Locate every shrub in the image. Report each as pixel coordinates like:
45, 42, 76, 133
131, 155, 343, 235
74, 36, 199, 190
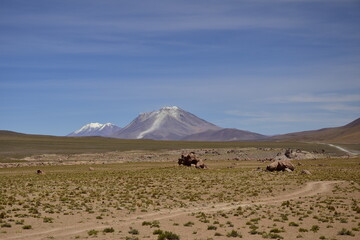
207, 225, 217, 230
1, 223, 11, 228
153, 229, 163, 235
226, 230, 242, 238
128, 228, 139, 235
311, 225, 320, 233
289, 222, 299, 227
338, 228, 354, 236
43, 217, 53, 223
125, 237, 139, 240
142, 221, 152, 226
157, 231, 180, 240
103, 227, 114, 233
184, 221, 194, 227
87, 229, 98, 236
22, 225, 32, 230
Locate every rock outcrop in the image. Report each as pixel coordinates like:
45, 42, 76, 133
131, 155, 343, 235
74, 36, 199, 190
178, 152, 207, 169
266, 159, 295, 172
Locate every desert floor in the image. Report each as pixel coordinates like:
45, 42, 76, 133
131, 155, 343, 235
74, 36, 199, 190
0, 149, 359, 240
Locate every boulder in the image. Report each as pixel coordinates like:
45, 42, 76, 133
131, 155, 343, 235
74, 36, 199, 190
285, 149, 297, 159
195, 159, 207, 169
301, 170, 311, 175
36, 169, 44, 175
178, 152, 207, 169
266, 159, 295, 172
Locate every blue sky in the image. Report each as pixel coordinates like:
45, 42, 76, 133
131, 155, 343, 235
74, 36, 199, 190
1, 0, 359, 136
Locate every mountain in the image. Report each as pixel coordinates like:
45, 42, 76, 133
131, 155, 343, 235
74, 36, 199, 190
112, 106, 221, 140
182, 128, 268, 141
67, 123, 122, 137
271, 118, 360, 144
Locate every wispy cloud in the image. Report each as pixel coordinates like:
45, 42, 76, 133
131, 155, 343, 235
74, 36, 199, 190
271, 93, 360, 103
317, 104, 360, 112
224, 111, 333, 123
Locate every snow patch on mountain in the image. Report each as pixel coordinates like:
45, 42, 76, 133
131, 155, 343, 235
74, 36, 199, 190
137, 107, 181, 138
112, 106, 221, 140
68, 122, 121, 137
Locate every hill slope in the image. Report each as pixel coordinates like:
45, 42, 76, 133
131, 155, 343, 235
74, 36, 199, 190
0, 130, 344, 162
272, 118, 360, 144
182, 128, 268, 141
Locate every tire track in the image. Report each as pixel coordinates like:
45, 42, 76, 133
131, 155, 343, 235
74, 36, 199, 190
6, 181, 342, 240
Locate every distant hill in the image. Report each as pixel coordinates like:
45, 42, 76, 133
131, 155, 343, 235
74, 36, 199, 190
182, 128, 268, 141
0, 130, 26, 136
271, 118, 360, 144
0, 130, 345, 162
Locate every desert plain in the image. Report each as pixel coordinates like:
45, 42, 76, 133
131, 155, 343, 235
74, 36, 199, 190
0, 135, 359, 240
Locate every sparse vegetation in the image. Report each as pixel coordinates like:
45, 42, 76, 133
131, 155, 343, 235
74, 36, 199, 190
157, 231, 180, 240
0, 144, 359, 239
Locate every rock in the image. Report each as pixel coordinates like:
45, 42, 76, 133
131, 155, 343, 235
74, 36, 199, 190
36, 169, 44, 175
195, 159, 207, 169
284, 168, 293, 172
301, 170, 311, 175
89, 167, 95, 171
266, 161, 279, 171
266, 159, 295, 172
285, 149, 297, 159
178, 152, 207, 169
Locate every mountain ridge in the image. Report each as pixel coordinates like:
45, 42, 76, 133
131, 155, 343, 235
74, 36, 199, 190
68, 123, 121, 137
271, 117, 360, 144
63, 107, 359, 143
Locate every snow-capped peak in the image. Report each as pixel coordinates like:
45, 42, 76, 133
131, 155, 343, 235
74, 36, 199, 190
111, 106, 220, 140
68, 122, 121, 137
74, 123, 102, 134
160, 106, 179, 111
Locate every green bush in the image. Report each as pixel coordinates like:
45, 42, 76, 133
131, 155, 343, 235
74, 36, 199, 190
184, 221, 194, 227
157, 231, 180, 240
87, 229, 98, 236
1, 223, 11, 228
226, 230, 242, 238
103, 227, 114, 233
207, 225, 217, 230
153, 229, 163, 235
338, 228, 355, 236
128, 228, 139, 235
310, 225, 320, 233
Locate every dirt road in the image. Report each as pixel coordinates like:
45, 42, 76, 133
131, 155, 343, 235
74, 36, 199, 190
327, 143, 359, 155
5, 181, 343, 240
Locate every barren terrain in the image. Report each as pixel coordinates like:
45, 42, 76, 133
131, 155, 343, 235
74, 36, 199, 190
1, 148, 359, 240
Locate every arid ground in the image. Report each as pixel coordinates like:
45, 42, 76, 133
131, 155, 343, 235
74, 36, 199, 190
0, 144, 359, 240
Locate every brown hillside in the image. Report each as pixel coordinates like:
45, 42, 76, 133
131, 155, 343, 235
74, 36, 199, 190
271, 118, 360, 144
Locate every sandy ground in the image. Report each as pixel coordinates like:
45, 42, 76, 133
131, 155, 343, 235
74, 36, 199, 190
0, 147, 329, 168
3, 180, 358, 240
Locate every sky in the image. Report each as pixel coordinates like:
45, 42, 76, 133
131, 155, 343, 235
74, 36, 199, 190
0, 0, 359, 136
